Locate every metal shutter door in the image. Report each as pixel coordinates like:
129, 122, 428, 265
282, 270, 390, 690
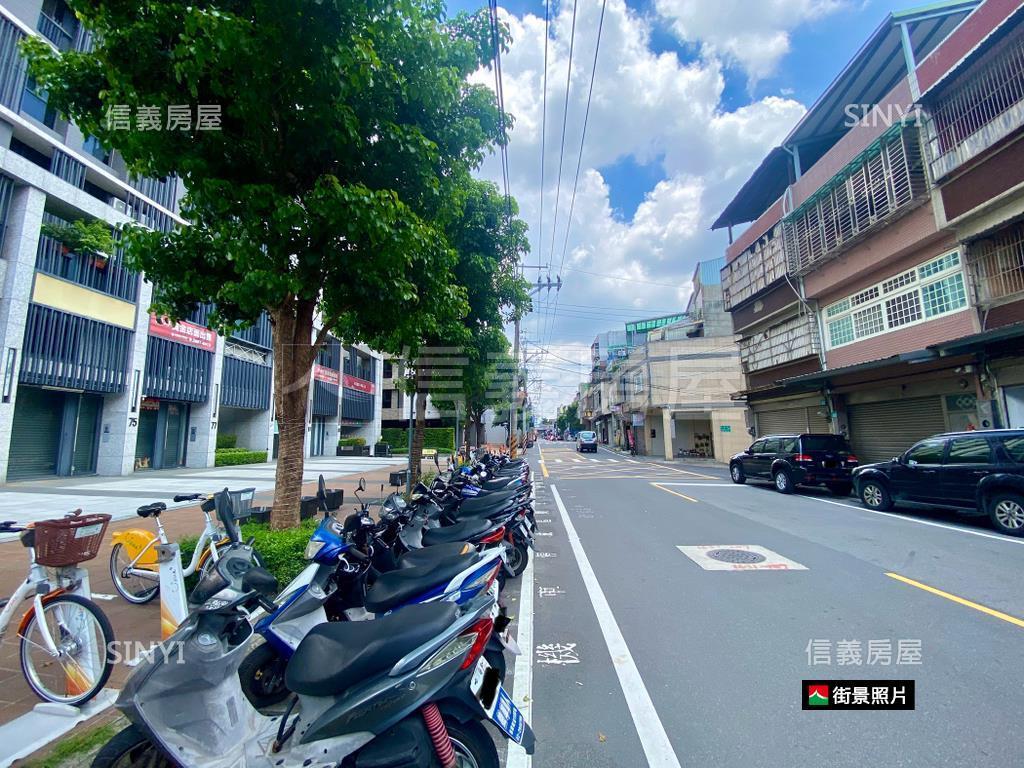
847, 397, 946, 463
806, 406, 833, 434
72, 394, 101, 475
755, 408, 808, 436
8, 388, 62, 480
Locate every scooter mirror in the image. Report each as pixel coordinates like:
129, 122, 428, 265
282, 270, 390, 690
358, 478, 366, 492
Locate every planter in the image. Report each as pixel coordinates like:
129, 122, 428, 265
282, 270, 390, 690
389, 469, 409, 488
337, 445, 370, 456
325, 489, 344, 511
375, 443, 392, 458
300, 496, 319, 520
249, 506, 272, 525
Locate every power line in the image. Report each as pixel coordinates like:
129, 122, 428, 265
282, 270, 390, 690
533, 0, 551, 357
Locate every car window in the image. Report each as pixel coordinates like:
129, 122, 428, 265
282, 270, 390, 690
762, 438, 781, 454
800, 435, 852, 452
906, 440, 945, 466
999, 436, 1024, 462
779, 437, 799, 453
579, 432, 596, 440
749, 440, 765, 453
945, 437, 992, 465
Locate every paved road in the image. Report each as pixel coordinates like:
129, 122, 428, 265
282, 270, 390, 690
514, 440, 1024, 768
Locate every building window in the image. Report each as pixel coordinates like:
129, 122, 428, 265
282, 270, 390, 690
22, 77, 56, 128
382, 389, 393, 409
824, 250, 967, 349
632, 373, 644, 394
383, 360, 393, 379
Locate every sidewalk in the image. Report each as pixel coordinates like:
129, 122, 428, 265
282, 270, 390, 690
0, 458, 417, 727
0, 456, 404, 533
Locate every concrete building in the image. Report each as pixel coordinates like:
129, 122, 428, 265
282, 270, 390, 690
0, 2, 380, 480
714, 0, 1024, 462
587, 258, 748, 462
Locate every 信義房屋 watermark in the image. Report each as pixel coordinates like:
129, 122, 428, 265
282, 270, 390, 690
107, 639, 187, 665
106, 104, 222, 131
806, 638, 922, 666
844, 103, 923, 129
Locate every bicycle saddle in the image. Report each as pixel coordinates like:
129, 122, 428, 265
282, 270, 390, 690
136, 502, 167, 518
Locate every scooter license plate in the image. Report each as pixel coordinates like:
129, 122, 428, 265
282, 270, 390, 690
470, 658, 527, 743
499, 628, 522, 656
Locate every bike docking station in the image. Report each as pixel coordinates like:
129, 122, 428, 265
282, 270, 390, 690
0, 687, 119, 768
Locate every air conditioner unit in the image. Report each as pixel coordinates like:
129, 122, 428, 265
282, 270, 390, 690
112, 199, 134, 218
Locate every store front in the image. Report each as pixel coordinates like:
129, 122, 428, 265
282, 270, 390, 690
134, 398, 190, 470
7, 386, 102, 481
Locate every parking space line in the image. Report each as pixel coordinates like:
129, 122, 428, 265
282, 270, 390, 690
506, 544, 536, 768
886, 572, 1024, 629
551, 485, 682, 768
650, 482, 697, 503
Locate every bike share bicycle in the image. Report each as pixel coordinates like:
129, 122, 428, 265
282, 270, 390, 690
0, 510, 115, 706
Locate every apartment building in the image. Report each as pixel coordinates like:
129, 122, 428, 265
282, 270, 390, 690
0, 2, 380, 480
379, 354, 444, 429
715, 0, 1024, 463
585, 259, 747, 461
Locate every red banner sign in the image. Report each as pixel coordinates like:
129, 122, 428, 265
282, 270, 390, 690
148, 315, 217, 351
343, 374, 375, 395
313, 364, 341, 386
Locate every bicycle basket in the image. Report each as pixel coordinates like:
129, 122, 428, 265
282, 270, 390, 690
33, 512, 111, 567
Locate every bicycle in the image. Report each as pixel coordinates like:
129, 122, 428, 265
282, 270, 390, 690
0, 510, 115, 707
109, 488, 262, 638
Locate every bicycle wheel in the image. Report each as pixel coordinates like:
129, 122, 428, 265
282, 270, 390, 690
20, 593, 115, 707
109, 543, 159, 604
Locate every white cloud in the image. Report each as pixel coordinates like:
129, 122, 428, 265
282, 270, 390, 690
653, 0, 849, 81
475, 1, 808, 416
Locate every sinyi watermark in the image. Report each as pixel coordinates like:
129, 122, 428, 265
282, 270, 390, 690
106, 104, 222, 132
107, 639, 187, 665
843, 103, 923, 129
806, 638, 923, 666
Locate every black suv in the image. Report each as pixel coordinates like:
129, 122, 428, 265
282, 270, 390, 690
852, 429, 1024, 537
730, 433, 858, 496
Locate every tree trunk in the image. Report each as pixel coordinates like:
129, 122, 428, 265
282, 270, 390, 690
410, 365, 428, 485
269, 300, 317, 530
474, 411, 484, 447
463, 409, 474, 455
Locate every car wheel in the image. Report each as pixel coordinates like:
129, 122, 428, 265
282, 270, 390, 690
988, 492, 1024, 537
730, 463, 746, 484
773, 469, 793, 494
859, 479, 892, 511
827, 482, 853, 497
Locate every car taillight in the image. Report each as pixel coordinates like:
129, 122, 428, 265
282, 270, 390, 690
794, 454, 814, 463
460, 617, 495, 670
846, 455, 859, 464
480, 525, 505, 544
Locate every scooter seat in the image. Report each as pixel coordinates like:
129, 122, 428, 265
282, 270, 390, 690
421, 518, 491, 546
364, 554, 475, 614
285, 603, 458, 696
459, 488, 521, 511
481, 477, 517, 491
399, 542, 472, 569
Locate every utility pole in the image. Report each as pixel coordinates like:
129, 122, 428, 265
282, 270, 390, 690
510, 315, 520, 457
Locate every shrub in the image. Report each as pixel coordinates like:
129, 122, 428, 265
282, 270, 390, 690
215, 449, 267, 466
338, 437, 366, 447
216, 433, 238, 449
379, 427, 454, 453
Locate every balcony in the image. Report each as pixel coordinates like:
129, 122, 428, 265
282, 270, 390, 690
739, 312, 820, 374
35, 213, 139, 302
924, 27, 1024, 181
721, 223, 785, 310
782, 125, 928, 276
969, 221, 1024, 305
37, 11, 74, 51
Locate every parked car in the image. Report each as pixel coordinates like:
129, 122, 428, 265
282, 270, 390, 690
852, 429, 1024, 536
576, 431, 598, 453
730, 434, 859, 495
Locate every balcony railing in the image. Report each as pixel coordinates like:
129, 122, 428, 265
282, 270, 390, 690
739, 312, 820, 374
721, 223, 785, 309
969, 221, 1024, 305
782, 125, 927, 276
37, 11, 73, 51
0, 16, 27, 110
36, 213, 139, 302
924, 27, 1024, 181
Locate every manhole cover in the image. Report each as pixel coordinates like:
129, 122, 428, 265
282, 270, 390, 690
705, 548, 767, 564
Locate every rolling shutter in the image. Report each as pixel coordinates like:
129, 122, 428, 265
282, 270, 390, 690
71, 394, 101, 475
847, 397, 947, 463
8, 388, 62, 480
755, 408, 809, 436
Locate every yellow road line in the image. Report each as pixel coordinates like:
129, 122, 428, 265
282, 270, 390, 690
537, 446, 549, 478
650, 482, 697, 503
886, 572, 1024, 630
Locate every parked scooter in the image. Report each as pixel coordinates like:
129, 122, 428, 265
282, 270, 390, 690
92, 554, 535, 768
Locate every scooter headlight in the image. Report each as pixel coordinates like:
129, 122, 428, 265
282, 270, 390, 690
304, 540, 326, 560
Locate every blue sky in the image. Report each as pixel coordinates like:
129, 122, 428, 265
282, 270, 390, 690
442, 0, 951, 413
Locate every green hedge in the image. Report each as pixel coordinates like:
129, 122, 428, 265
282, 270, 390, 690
338, 437, 366, 447
179, 517, 319, 589
215, 448, 267, 466
380, 427, 454, 453
216, 434, 238, 449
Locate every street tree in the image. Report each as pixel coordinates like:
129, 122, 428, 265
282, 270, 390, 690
25, 1, 503, 527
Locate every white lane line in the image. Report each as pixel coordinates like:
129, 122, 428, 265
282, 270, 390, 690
656, 483, 739, 487
551, 485, 682, 768
807, 494, 1024, 546
605, 458, 619, 463
553, 459, 563, 463
506, 546, 535, 768
588, 457, 600, 463
626, 459, 640, 464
